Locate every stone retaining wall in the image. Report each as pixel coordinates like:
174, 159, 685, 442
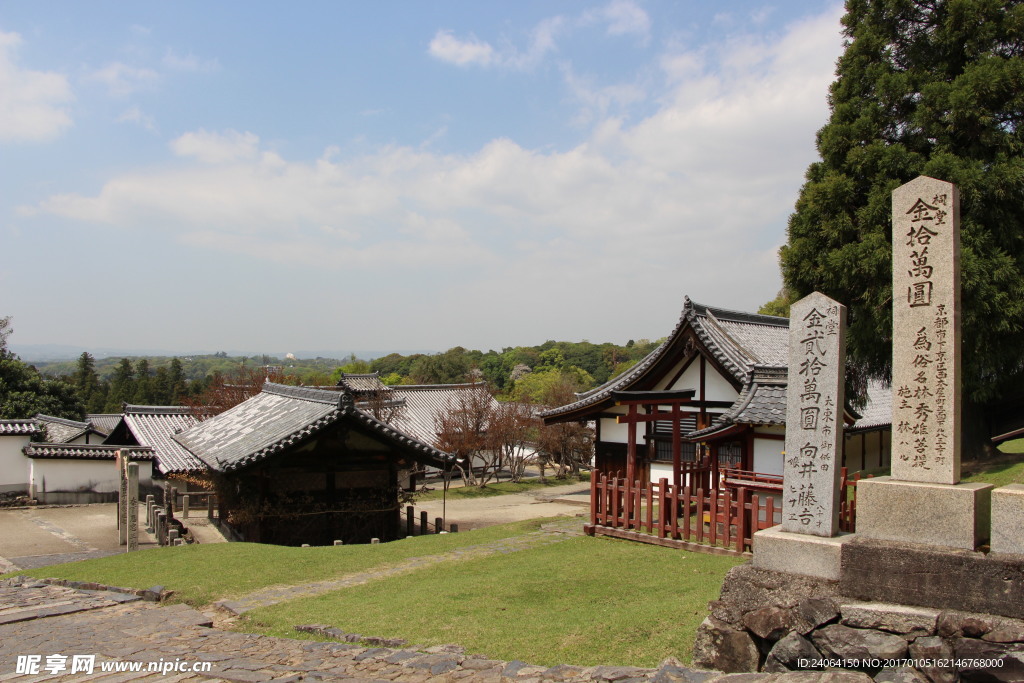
694, 564, 1024, 682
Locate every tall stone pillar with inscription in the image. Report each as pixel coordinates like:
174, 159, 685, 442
117, 451, 128, 546
753, 292, 854, 579
782, 293, 846, 537
856, 176, 992, 550
126, 461, 139, 552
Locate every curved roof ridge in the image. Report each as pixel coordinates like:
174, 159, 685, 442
262, 382, 344, 405
394, 382, 488, 391
703, 309, 759, 367
34, 414, 90, 429
123, 404, 194, 415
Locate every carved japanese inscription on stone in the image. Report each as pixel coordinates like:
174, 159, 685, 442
892, 176, 961, 484
784, 292, 846, 537
127, 462, 139, 552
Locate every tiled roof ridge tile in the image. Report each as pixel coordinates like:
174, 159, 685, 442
25, 443, 155, 459
0, 420, 42, 435
393, 382, 488, 391
33, 414, 91, 429
123, 404, 194, 415
261, 382, 346, 405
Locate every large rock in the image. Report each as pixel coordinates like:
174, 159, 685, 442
710, 565, 841, 628
742, 606, 795, 641
953, 638, 1024, 682
765, 632, 821, 670
839, 602, 939, 637
793, 598, 839, 635
692, 616, 760, 673
872, 668, 928, 682
811, 624, 908, 661
907, 636, 955, 683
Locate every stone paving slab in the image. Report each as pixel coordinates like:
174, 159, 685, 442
0, 577, 869, 681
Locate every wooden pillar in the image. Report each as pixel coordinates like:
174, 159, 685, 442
671, 404, 681, 492
625, 404, 637, 526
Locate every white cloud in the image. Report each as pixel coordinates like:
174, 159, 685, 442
428, 30, 495, 67
429, 17, 563, 71
162, 48, 220, 72
29, 5, 846, 335
585, 0, 651, 41
170, 129, 260, 164
117, 105, 157, 132
0, 30, 73, 143
85, 61, 159, 96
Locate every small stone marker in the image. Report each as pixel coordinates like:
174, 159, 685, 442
333, 540, 343, 546
371, 538, 380, 544
783, 292, 846, 537
182, 494, 190, 519
891, 176, 961, 484
126, 462, 139, 552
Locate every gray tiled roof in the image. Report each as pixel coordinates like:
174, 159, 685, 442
849, 380, 892, 432
34, 414, 93, 443
337, 373, 390, 394
0, 420, 40, 436
174, 382, 453, 473
541, 297, 789, 420
24, 444, 155, 460
389, 383, 499, 448
86, 414, 122, 436
121, 405, 204, 474
686, 368, 788, 438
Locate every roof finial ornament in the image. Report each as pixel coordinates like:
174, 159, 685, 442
338, 389, 355, 411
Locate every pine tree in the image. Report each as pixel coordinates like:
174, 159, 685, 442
105, 358, 136, 411
779, 0, 1024, 453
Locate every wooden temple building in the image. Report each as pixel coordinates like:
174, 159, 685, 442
541, 297, 891, 552
173, 383, 456, 545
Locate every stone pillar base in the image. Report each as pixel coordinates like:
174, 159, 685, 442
856, 476, 992, 550
752, 526, 855, 581
991, 484, 1024, 555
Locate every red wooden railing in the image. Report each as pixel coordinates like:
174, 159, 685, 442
587, 468, 864, 555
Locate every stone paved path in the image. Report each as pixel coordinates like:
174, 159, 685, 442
0, 578, 871, 682
216, 520, 584, 616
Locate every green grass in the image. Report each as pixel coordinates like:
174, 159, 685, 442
2, 518, 554, 607
416, 474, 589, 501
998, 438, 1024, 455
962, 456, 1024, 488
239, 535, 742, 668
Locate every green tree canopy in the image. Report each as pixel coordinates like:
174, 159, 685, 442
779, 0, 1024, 443
0, 317, 84, 420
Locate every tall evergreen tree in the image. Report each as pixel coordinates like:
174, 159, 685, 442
779, 0, 1024, 454
105, 358, 136, 411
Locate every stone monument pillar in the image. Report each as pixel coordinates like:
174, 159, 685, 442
856, 176, 992, 550
126, 462, 139, 552
753, 292, 854, 579
117, 451, 128, 546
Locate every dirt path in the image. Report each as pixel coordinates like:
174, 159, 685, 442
412, 481, 590, 530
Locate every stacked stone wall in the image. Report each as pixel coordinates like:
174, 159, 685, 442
694, 564, 1024, 682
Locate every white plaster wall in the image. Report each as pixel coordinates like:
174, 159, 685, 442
752, 436, 785, 476
30, 459, 153, 494
653, 358, 688, 391
704, 368, 738, 403
600, 413, 631, 444
0, 436, 31, 491
650, 461, 674, 484
666, 361, 700, 392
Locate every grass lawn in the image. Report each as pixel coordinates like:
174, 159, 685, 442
962, 456, 1024, 488
2, 518, 556, 607
416, 474, 590, 501
238, 535, 743, 668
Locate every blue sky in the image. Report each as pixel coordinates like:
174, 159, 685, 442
2, 1, 846, 357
